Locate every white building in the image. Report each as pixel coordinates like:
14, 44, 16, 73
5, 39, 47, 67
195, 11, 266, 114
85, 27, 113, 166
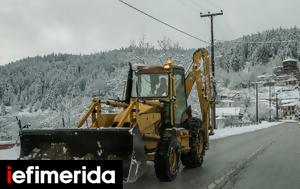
216, 107, 243, 128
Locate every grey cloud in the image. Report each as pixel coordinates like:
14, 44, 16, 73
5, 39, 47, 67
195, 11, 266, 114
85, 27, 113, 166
0, 0, 299, 65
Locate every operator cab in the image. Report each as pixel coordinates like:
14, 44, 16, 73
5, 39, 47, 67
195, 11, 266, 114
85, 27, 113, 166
132, 59, 188, 127
131, 72, 169, 98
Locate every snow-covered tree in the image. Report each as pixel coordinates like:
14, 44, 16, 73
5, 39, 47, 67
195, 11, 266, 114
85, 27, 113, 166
0, 28, 299, 130
1, 102, 6, 115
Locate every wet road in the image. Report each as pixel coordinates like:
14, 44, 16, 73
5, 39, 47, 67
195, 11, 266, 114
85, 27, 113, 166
223, 122, 300, 189
124, 123, 298, 189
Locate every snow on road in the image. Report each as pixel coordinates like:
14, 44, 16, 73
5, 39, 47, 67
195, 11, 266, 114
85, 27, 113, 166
0, 121, 284, 160
0, 146, 20, 160
211, 121, 282, 140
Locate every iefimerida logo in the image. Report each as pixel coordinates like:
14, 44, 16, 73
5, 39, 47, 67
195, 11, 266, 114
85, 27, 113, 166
6, 166, 115, 184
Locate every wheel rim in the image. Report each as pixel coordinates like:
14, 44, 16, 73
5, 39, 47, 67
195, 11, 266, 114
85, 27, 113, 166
169, 147, 177, 172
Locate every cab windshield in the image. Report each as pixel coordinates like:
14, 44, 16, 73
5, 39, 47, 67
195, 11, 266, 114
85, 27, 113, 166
132, 73, 169, 98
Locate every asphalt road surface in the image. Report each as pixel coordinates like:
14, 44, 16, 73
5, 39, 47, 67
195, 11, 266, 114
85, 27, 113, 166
223, 122, 300, 189
124, 122, 300, 189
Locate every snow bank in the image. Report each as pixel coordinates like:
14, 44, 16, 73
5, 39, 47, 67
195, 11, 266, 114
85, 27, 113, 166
279, 119, 297, 123
0, 122, 283, 160
0, 140, 15, 145
211, 121, 282, 140
0, 146, 20, 160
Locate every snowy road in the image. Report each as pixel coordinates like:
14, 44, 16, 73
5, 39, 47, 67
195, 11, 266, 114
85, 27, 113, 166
124, 122, 291, 189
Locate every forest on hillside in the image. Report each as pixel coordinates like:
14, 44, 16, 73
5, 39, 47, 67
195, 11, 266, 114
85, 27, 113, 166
216, 27, 300, 71
0, 27, 299, 114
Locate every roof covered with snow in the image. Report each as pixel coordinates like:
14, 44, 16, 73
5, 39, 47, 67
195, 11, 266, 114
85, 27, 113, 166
286, 77, 298, 81
216, 107, 242, 117
219, 99, 234, 103
281, 101, 298, 107
281, 99, 298, 104
283, 58, 298, 63
277, 90, 299, 100
257, 74, 272, 79
250, 99, 269, 103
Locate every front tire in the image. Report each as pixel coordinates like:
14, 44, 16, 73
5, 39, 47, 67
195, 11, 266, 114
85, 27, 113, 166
154, 137, 180, 181
181, 117, 205, 168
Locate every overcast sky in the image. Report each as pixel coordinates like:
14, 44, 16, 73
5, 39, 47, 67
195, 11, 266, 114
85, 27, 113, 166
0, 0, 299, 65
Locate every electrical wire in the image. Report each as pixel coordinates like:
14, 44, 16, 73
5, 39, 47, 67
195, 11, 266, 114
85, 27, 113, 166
217, 39, 300, 44
118, 0, 210, 44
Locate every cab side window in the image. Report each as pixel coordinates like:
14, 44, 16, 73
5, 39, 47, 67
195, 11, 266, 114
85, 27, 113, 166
174, 73, 187, 124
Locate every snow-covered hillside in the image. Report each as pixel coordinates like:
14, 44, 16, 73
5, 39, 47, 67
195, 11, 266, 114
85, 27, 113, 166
0, 28, 300, 140
215, 27, 300, 71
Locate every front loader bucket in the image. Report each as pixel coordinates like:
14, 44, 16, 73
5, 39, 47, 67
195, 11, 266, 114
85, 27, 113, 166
19, 126, 147, 182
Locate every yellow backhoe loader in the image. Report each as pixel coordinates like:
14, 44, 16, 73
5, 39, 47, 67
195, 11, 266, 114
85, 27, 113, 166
19, 48, 214, 182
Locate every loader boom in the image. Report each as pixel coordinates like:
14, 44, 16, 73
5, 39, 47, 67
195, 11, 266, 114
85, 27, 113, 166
185, 48, 214, 145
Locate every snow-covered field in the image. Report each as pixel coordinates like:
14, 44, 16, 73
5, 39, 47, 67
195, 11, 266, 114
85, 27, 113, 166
0, 121, 283, 160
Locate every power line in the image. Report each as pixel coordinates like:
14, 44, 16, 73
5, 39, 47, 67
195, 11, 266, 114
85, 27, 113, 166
217, 39, 300, 44
118, 0, 210, 44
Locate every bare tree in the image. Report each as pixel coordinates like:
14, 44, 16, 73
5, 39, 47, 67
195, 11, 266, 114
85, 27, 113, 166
157, 36, 172, 54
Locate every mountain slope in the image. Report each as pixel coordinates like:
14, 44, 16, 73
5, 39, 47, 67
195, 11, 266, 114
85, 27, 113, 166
0, 46, 193, 112
215, 27, 300, 71
0, 27, 299, 113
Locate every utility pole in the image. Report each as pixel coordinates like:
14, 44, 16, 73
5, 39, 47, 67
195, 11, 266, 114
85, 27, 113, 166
256, 82, 259, 124
200, 10, 223, 130
276, 93, 279, 121
269, 82, 272, 122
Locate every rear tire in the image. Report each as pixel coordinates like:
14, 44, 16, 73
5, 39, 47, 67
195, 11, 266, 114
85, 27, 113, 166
154, 137, 180, 181
181, 117, 205, 168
